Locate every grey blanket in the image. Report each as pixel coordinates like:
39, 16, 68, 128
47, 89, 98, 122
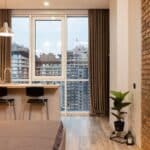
0, 121, 65, 150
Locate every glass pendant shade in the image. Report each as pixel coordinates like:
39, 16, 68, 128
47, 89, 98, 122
0, 22, 14, 37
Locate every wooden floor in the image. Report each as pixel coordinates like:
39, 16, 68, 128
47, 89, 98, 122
61, 116, 140, 150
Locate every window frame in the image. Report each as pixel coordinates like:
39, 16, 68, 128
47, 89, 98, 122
31, 16, 66, 81
11, 10, 89, 114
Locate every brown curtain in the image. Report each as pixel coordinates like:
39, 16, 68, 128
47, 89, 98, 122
0, 9, 11, 82
89, 9, 109, 116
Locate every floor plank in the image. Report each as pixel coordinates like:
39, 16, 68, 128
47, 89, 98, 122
61, 116, 140, 150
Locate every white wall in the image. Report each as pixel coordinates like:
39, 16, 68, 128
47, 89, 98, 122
109, 0, 141, 147
128, 0, 141, 147
109, 0, 129, 130
109, 0, 118, 129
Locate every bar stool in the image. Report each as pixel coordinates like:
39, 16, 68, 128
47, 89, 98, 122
0, 87, 16, 120
26, 87, 49, 120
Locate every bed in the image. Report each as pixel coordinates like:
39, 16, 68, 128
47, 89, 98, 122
0, 120, 65, 150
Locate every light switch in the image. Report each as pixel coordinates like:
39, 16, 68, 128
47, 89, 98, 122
133, 83, 136, 89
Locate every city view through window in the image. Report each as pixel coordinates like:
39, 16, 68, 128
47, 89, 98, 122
11, 16, 89, 111
35, 20, 62, 77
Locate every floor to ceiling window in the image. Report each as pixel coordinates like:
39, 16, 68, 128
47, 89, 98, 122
67, 17, 89, 111
11, 17, 29, 83
11, 14, 89, 112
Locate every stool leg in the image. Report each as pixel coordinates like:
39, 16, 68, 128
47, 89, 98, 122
45, 101, 49, 120
22, 99, 27, 120
8, 102, 11, 119
29, 104, 32, 120
12, 101, 16, 120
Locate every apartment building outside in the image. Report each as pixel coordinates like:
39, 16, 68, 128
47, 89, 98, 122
11, 41, 89, 111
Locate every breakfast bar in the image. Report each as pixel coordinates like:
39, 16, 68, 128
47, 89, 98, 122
0, 84, 60, 121
0, 84, 66, 150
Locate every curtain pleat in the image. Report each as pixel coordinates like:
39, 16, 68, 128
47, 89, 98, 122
89, 9, 109, 116
0, 9, 11, 82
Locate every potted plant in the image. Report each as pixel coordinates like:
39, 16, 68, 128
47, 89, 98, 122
110, 91, 131, 132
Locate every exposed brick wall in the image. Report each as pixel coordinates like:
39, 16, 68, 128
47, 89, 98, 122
142, 0, 150, 149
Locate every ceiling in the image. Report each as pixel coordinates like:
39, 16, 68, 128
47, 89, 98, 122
0, 0, 109, 9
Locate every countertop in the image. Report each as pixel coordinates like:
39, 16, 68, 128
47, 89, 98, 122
0, 83, 60, 89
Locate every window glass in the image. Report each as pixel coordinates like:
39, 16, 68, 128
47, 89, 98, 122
67, 17, 88, 79
67, 81, 89, 111
11, 17, 29, 83
35, 20, 62, 76
67, 17, 89, 111
11, 16, 89, 112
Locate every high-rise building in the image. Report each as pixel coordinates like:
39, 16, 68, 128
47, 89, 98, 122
11, 42, 89, 111
67, 43, 89, 111
11, 43, 29, 83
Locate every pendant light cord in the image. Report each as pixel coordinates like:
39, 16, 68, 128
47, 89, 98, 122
5, 0, 7, 10
5, 0, 7, 22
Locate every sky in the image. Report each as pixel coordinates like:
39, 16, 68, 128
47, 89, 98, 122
12, 17, 88, 56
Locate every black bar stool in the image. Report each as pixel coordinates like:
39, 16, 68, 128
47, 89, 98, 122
0, 87, 16, 120
26, 87, 49, 120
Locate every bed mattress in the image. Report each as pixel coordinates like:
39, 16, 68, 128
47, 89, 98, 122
0, 120, 65, 150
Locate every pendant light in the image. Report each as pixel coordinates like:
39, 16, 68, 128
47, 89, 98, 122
0, 0, 14, 37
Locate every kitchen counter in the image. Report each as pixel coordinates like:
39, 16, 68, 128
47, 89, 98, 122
0, 83, 60, 88
0, 84, 60, 121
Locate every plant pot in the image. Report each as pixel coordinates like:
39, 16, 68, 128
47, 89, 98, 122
114, 121, 125, 132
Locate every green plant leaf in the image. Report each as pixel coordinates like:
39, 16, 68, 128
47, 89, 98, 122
120, 102, 131, 109
112, 107, 118, 110
112, 102, 131, 111
121, 91, 129, 101
110, 96, 116, 101
110, 91, 130, 102
110, 90, 131, 115
112, 112, 121, 120
120, 112, 127, 114
111, 91, 122, 98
